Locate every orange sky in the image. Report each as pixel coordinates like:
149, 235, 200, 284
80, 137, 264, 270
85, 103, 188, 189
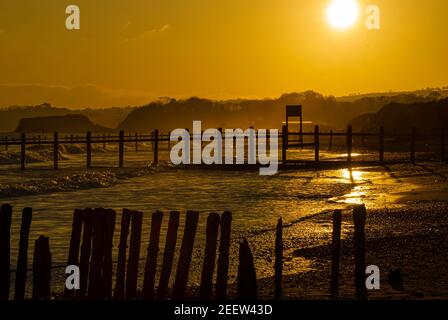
0, 0, 446, 107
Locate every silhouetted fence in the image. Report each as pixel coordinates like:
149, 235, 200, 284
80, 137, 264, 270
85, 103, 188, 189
0, 202, 374, 300
0, 126, 446, 170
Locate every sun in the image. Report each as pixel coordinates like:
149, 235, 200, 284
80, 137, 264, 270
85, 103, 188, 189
326, 0, 360, 30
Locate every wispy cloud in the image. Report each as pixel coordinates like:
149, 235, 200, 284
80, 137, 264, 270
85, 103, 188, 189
122, 24, 171, 43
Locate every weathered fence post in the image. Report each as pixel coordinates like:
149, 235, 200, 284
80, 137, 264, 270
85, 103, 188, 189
173, 211, 199, 300
353, 204, 367, 300
114, 209, 132, 299
103, 209, 116, 298
0, 204, 12, 300
103, 133, 106, 149
157, 211, 180, 299
32, 236, 52, 300
411, 127, 416, 163
14, 207, 32, 300
119, 130, 124, 168
237, 238, 257, 300
88, 209, 106, 298
86, 208, 116, 299
79, 208, 94, 296
126, 210, 143, 299
153, 129, 159, 166
21, 133, 26, 170
65, 209, 84, 296
379, 126, 385, 163
328, 130, 333, 151
216, 211, 232, 300
86, 131, 92, 168
53, 132, 58, 169
274, 218, 283, 299
282, 125, 287, 165
142, 211, 164, 299
199, 213, 221, 300
330, 210, 342, 299
347, 126, 353, 164
4, 136, 8, 151
314, 125, 320, 162
135, 132, 138, 152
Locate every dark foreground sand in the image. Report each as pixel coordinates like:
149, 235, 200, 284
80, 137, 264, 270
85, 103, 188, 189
227, 201, 448, 300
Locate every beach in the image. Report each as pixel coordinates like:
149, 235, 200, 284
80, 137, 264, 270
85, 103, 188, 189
1, 143, 447, 299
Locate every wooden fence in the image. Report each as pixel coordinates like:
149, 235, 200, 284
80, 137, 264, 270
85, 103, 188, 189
0, 126, 446, 170
0, 202, 372, 300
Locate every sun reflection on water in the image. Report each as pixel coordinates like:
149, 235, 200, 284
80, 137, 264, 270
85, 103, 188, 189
331, 168, 367, 204
342, 168, 363, 181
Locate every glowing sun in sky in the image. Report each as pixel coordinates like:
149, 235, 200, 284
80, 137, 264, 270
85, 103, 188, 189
326, 0, 360, 29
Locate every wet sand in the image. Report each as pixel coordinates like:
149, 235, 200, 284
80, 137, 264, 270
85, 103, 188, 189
221, 161, 448, 299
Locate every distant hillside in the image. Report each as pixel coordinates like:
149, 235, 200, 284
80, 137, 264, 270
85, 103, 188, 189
0, 103, 134, 132
349, 99, 448, 133
14, 114, 114, 133
118, 92, 437, 131
1, 90, 444, 133
337, 87, 448, 102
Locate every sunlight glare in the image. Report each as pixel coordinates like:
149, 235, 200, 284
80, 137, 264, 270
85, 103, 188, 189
326, 0, 360, 30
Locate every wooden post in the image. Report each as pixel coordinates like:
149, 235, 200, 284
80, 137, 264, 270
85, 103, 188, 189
237, 238, 257, 300
216, 211, 232, 300
119, 130, 124, 168
347, 126, 353, 164
126, 211, 143, 299
4, 136, 7, 151
411, 127, 416, 163
314, 125, 319, 162
103, 209, 116, 298
441, 128, 445, 162
379, 127, 385, 163
142, 211, 164, 299
53, 132, 58, 169
328, 130, 333, 151
282, 125, 287, 165
353, 204, 367, 300
32, 236, 52, 300
199, 213, 221, 300
274, 218, 283, 299
103, 133, 106, 149
173, 211, 199, 300
330, 210, 342, 299
114, 209, 132, 299
15, 207, 32, 300
88, 209, 106, 298
86, 131, 92, 168
21, 133, 26, 170
157, 211, 180, 299
65, 209, 84, 296
153, 129, 159, 166
85, 208, 116, 299
0, 204, 12, 300
135, 132, 138, 152
79, 208, 93, 296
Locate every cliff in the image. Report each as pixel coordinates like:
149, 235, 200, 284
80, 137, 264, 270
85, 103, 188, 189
14, 114, 114, 133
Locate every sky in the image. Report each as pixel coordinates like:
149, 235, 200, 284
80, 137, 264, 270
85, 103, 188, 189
0, 0, 447, 108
